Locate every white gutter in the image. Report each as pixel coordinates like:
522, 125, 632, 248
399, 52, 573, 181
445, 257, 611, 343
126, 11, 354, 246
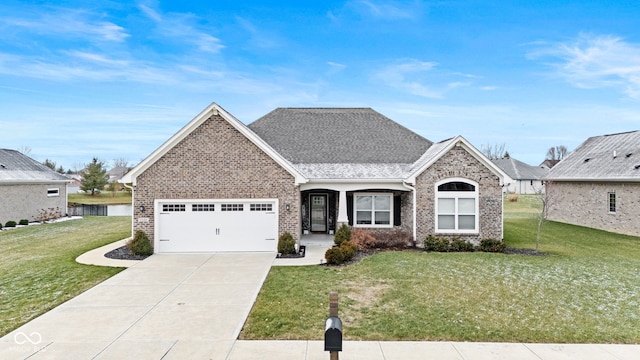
402, 181, 417, 244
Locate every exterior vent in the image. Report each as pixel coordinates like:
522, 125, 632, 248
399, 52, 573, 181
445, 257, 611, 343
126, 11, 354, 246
613, 150, 617, 158
635, 164, 640, 170
0, 164, 5, 169
627, 153, 633, 158
583, 158, 590, 163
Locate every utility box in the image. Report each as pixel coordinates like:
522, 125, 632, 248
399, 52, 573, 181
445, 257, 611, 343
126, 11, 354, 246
324, 316, 342, 352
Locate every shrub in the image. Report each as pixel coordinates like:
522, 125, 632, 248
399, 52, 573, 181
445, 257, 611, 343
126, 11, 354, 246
340, 241, 357, 261
19, 219, 29, 226
424, 236, 449, 252
370, 229, 413, 249
507, 193, 519, 202
450, 238, 475, 252
0, 222, 3, 230
479, 238, 506, 253
350, 228, 377, 250
334, 223, 351, 246
325, 247, 345, 265
5, 221, 17, 228
127, 230, 153, 256
278, 232, 296, 255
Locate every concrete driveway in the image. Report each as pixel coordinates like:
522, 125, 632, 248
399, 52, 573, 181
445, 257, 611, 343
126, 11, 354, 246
0, 253, 275, 359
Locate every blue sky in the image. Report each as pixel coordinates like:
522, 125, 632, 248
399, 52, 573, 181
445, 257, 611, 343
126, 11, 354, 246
2, 1, 640, 170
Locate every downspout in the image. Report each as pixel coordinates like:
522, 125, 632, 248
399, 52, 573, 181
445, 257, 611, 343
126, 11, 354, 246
402, 181, 417, 244
121, 182, 135, 238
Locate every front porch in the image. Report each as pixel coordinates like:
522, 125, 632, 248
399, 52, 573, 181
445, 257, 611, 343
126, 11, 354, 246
273, 234, 334, 266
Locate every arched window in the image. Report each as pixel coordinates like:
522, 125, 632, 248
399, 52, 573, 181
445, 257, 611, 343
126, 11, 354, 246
435, 178, 478, 233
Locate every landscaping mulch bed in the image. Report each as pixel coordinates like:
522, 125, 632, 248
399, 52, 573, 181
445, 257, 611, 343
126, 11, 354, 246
104, 245, 150, 260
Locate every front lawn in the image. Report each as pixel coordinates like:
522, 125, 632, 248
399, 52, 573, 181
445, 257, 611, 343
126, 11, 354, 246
241, 203, 640, 343
0, 217, 130, 336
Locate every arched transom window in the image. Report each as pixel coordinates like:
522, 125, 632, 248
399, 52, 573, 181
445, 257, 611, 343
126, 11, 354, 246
435, 179, 479, 233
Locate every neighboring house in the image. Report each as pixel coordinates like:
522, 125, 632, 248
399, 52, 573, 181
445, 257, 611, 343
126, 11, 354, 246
0, 149, 71, 223
121, 103, 506, 253
539, 159, 560, 169
107, 166, 129, 183
545, 130, 640, 237
492, 156, 548, 194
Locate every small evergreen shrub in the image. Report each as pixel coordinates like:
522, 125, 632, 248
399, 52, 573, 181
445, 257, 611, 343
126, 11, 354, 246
424, 236, 449, 252
340, 240, 357, 261
19, 219, 29, 226
334, 223, 351, 246
5, 221, 17, 228
450, 238, 475, 252
350, 228, 377, 250
127, 230, 153, 256
0, 222, 3, 230
325, 247, 345, 265
278, 232, 296, 255
479, 238, 506, 253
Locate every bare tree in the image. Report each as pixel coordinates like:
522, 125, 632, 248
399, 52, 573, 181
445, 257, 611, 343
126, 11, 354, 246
532, 181, 561, 253
112, 158, 129, 168
17, 145, 32, 155
546, 145, 568, 161
481, 143, 507, 160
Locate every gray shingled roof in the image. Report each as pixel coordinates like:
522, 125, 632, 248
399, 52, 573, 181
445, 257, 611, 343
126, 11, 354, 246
546, 130, 640, 181
492, 156, 548, 180
248, 108, 433, 164
0, 149, 70, 182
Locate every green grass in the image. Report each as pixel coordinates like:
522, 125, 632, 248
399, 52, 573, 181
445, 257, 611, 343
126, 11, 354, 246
241, 197, 640, 343
0, 217, 130, 336
69, 192, 132, 205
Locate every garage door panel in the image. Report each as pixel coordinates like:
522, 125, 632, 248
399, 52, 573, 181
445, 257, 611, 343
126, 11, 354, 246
156, 200, 278, 253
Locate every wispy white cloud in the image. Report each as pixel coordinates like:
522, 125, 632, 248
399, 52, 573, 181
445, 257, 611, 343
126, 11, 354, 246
528, 33, 640, 99
372, 59, 475, 99
348, 0, 421, 20
138, 4, 224, 53
327, 61, 347, 74
0, 7, 129, 42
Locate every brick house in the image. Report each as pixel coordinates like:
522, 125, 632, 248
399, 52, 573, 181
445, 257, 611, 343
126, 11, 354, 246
0, 149, 71, 223
121, 103, 506, 252
545, 130, 640, 237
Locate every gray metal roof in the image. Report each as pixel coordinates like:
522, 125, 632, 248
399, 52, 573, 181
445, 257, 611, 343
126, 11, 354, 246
545, 130, 640, 181
0, 149, 70, 183
492, 156, 548, 180
248, 108, 433, 164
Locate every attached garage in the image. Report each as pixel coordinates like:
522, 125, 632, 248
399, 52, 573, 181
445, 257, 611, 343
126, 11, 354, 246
155, 199, 278, 253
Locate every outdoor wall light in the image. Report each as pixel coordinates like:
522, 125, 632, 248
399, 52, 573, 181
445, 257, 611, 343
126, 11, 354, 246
285, 204, 290, 211
139, 205, 145, 212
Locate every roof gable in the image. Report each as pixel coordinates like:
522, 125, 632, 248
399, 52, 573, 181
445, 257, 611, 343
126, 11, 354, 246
0, 149, 70, 183
405, 136, 507, 184
121, 103, 307, 185
546, 130, 640, 181
248, 108, 432, 164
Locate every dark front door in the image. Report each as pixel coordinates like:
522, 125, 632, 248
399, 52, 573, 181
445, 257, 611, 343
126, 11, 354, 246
310, 194, 327, 232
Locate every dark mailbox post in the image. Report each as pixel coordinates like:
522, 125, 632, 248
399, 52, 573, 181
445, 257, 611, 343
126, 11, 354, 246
324, 316, 343, 352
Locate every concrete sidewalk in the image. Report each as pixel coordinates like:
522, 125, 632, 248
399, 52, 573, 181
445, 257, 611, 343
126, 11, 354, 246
228, 340, 640, 359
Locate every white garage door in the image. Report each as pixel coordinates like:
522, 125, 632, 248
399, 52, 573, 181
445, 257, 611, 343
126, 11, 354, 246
156, 199, 278, 252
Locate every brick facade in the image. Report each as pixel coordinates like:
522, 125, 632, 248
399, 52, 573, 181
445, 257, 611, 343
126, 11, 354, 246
414, 146, 503, 245
547, 181, 640, 237
133, 115, 300, 246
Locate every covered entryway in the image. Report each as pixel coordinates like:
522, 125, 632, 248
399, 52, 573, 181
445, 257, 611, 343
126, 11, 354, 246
155, 199, 278, 253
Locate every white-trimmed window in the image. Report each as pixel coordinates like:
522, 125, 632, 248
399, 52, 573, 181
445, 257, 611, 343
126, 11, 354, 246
47, 188, 60, 197
435, 179, 478, 233
608, 192, 616, 213
354, 193, 393, 227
